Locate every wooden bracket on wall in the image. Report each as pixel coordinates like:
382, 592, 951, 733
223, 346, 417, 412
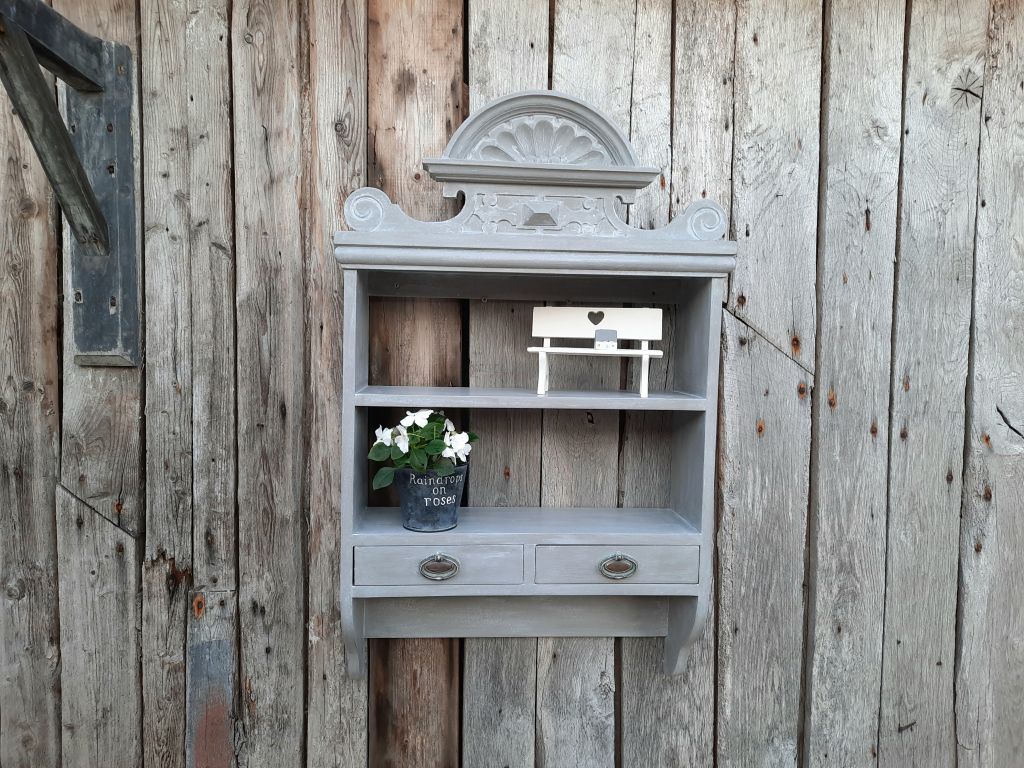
0, 0, 138, 366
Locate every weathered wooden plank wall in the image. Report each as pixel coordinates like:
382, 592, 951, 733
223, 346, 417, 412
2, 1, 1022, 767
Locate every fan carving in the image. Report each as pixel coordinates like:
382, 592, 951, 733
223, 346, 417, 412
468, 115, 613, 165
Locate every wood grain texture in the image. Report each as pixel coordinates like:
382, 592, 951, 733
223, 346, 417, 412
716, 1, 820, 764
717, 311, 813, 767
306, 0, 369, 765
187, 0, 235, 597
619, 3, 736, 764
956, 3, 1024, 763
729, 0, 821, 368
539, 5, 637, 764
185, 5, 237, 766
231, 1, 307, 765
0, 49, 61, 768
56, 485, 141, 768
366, 1, 464, 765
879, 0, 988, 765
803, 1, 904, 765
53, 0, 143, 537
141, 0, 205, 762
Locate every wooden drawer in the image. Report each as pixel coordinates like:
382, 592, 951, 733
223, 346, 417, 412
354, 545, 523, 586
535, 545, 699, 584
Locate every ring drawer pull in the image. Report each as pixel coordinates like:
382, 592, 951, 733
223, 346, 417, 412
599, 553, 638, 580
419, 553, 461, 581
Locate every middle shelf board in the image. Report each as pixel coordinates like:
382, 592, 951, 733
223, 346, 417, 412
352, 506, 701, 546
353, 385, 707, 411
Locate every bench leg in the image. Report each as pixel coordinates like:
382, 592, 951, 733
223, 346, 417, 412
537, 351, 548, 395
639, 353, 650, 398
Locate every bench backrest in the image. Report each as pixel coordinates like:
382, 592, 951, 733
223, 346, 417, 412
531, 306, 663, 341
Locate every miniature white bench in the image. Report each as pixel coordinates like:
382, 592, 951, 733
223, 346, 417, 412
527, 307, 664, 397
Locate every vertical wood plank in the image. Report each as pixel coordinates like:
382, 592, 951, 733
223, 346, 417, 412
626, 0, 671, 232
306, 0, 369, 765
879, 0, 988, 765
188, 0, 237, 609
0, 46, 61, 768
232, 1, 307, 765
141, 0, 196, 763
56, 485, 141, 768
620, 2, 728, 763
462, 1, 547, 764
728, 0, 820, 367
803, 1, 905, 765
49, 3, 144, 767
366, 1, 463, 765
538, 5, 638, 764
956, 3, 1024, 763
718, 1, 820, 764
717, 312, 813, 767
140, 1, 238, 766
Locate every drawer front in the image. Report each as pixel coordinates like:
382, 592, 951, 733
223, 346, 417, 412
354, 545, 523, 586
535, 545, 699, 584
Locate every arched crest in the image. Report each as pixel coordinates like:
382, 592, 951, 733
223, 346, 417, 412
338, 90, 733, 246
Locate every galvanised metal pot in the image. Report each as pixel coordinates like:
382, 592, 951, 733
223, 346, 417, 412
395, 464, 467, 532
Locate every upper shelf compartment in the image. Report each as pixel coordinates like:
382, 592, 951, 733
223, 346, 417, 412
333, 90, 737, 279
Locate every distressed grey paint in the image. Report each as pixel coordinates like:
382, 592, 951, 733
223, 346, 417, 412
335, 91, 734, 677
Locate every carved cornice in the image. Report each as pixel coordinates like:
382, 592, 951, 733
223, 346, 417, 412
336, 90, 736, 264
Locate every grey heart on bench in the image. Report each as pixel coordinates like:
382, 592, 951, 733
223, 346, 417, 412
587, 311, 605, 325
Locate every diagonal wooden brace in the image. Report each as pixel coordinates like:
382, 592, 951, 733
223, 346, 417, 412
0, 13, 108, 250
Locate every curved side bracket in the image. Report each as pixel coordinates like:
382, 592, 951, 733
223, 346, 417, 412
664, 595, 711, 675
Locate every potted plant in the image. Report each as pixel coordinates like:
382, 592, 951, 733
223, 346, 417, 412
368, 409, 478, 532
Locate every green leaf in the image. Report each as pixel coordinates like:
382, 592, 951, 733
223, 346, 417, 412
467, 431, 479, 442
368, 442, 390, 462
410, 447, 427, 472
434, 461, 456, 477
371, 466, 395, 490
425, 439, 447, 455
390, 443, 405, 461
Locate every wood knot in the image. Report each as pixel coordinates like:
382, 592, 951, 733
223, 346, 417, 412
5, 578, 26, 601
755, 418, 765, 437
827, 388, 837, 409
790, 335, 801, 355
192, 593, 206, 619
951, 70, 982, 108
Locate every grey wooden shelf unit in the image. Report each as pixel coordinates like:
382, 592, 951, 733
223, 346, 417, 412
333, 91, 736, 678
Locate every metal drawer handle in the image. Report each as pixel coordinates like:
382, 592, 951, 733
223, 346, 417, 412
419, 553, 460, 581
599, 553, 638, 580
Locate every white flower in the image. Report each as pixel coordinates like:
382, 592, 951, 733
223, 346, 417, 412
442, 430, 472, 462
393, 425, 410, 454
400, 409, 433, 428
374, 425, 393, 446
444, 418, 456, 434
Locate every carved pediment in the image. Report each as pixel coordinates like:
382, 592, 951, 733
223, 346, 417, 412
337, 90, 733, 248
